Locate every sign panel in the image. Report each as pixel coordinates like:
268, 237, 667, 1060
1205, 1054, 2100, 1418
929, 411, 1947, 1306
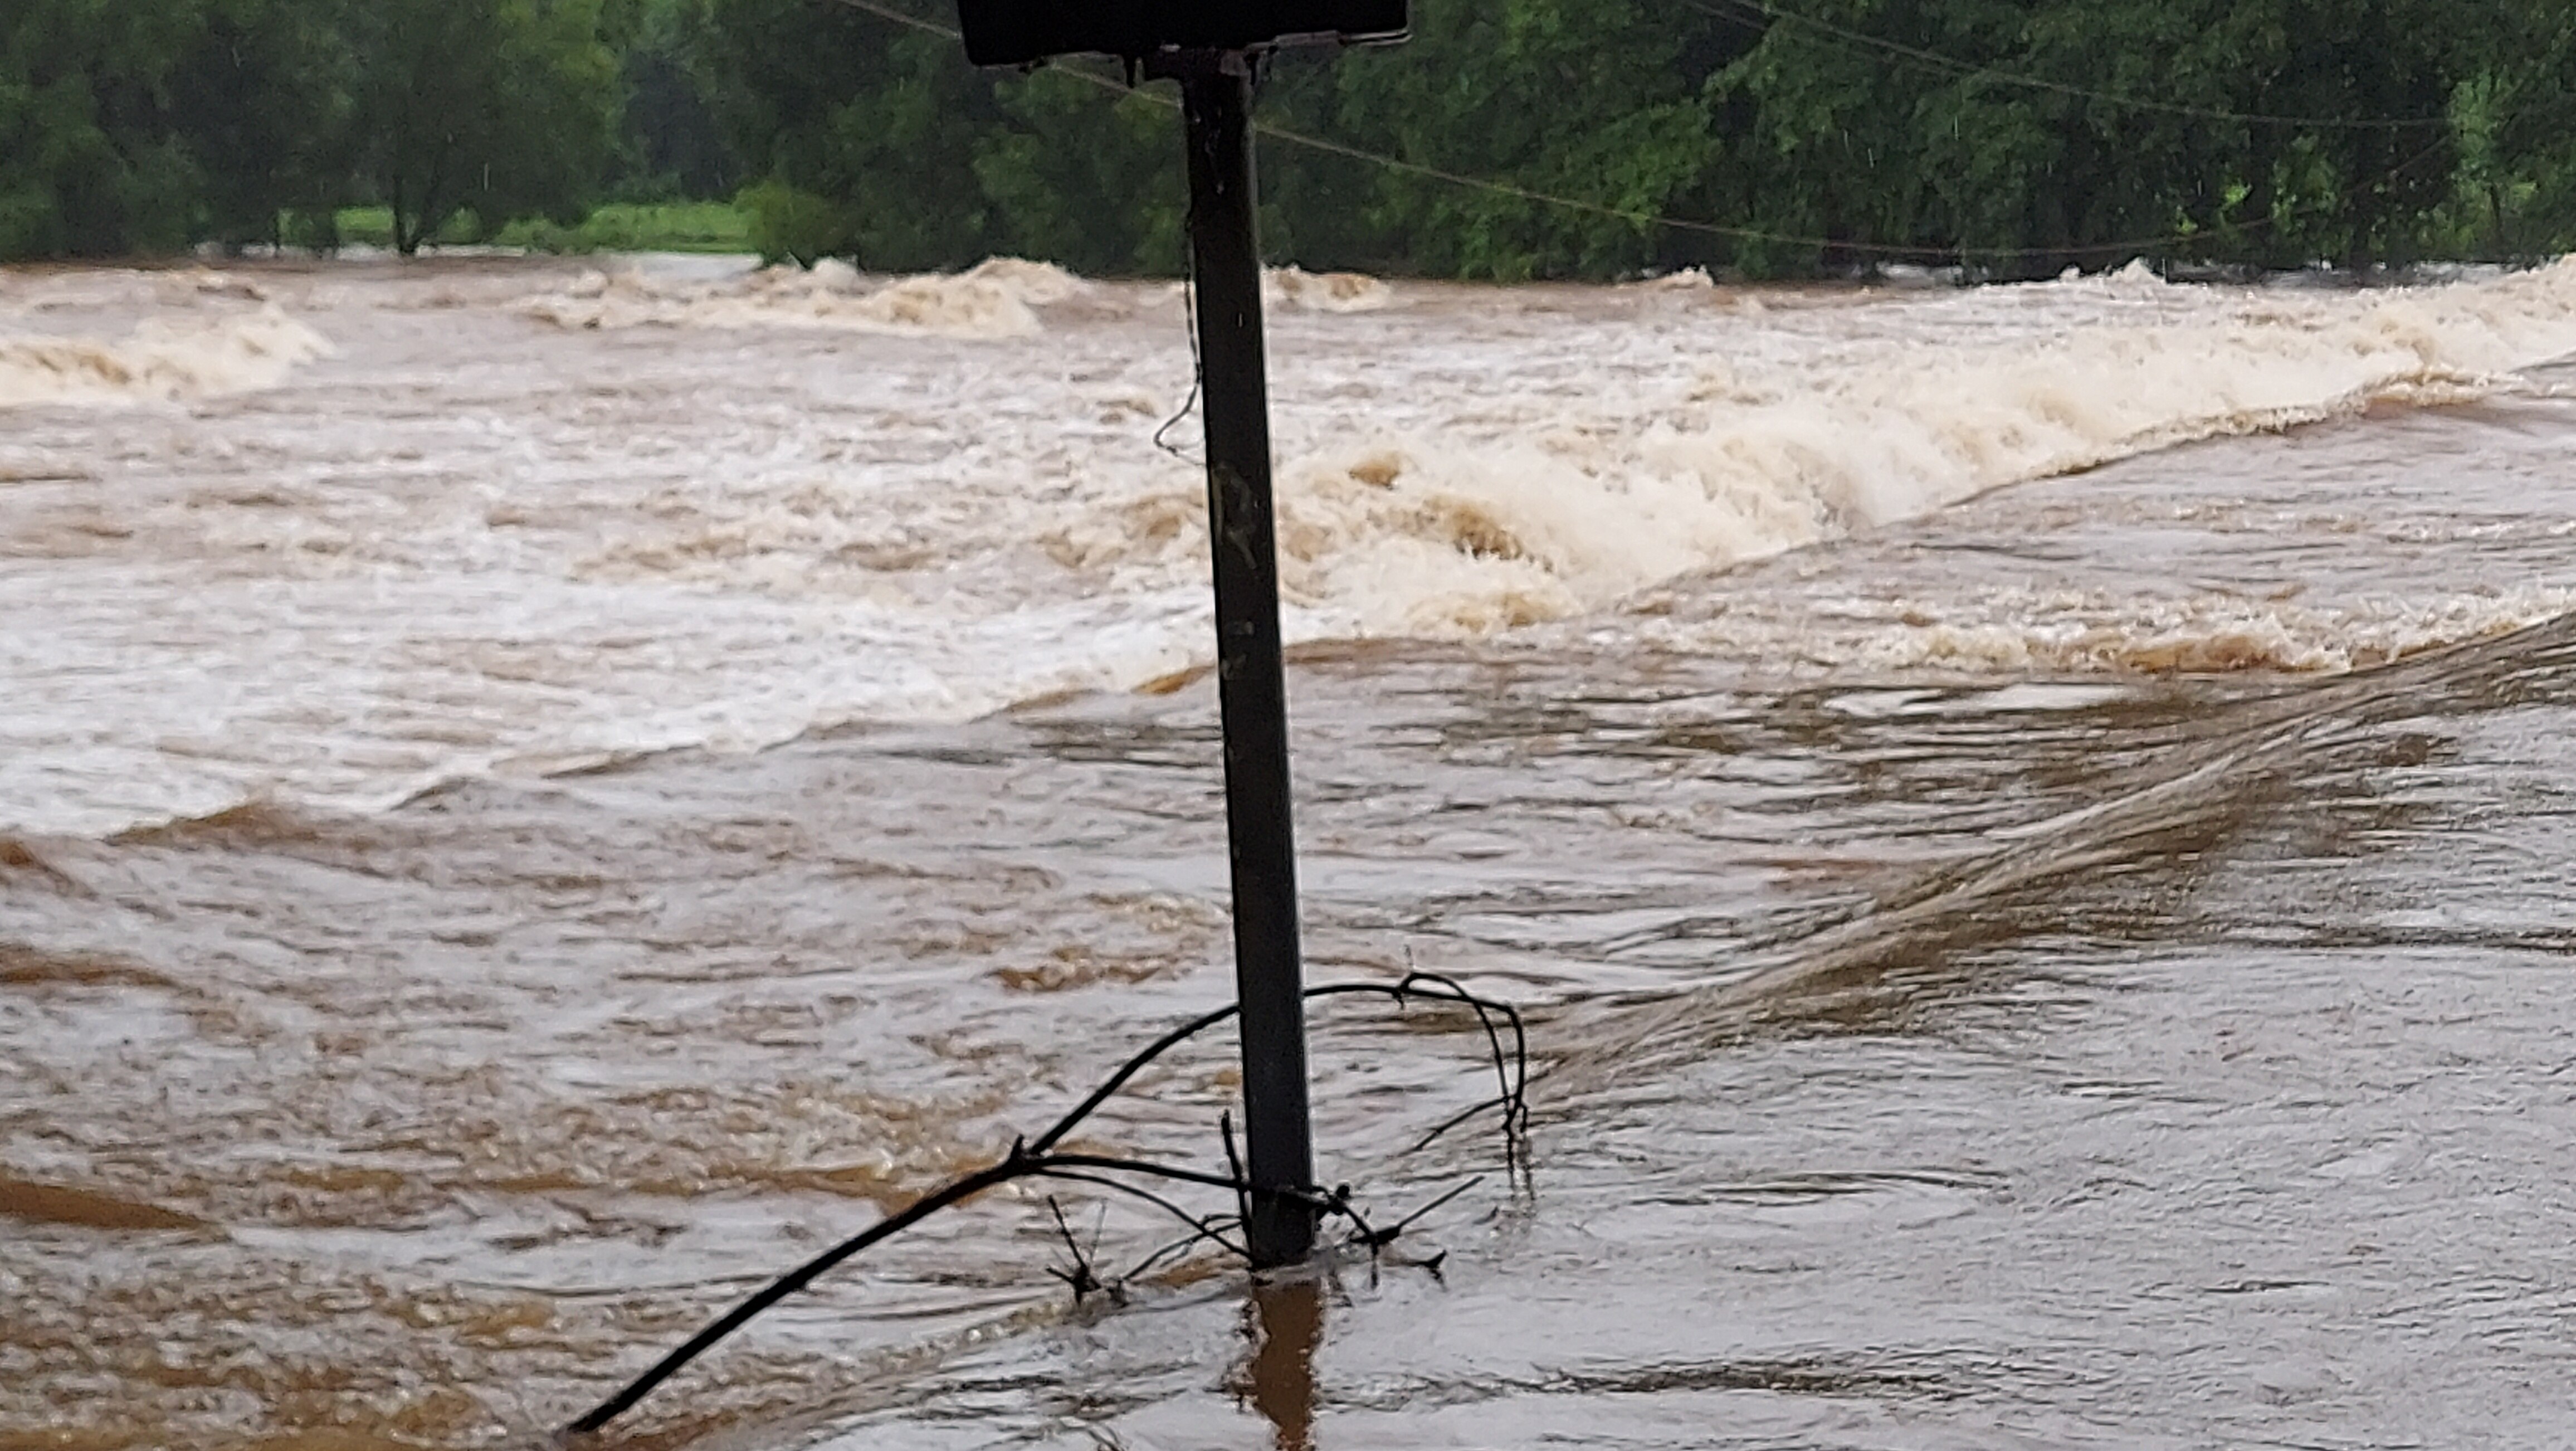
958, 0, 1407, 66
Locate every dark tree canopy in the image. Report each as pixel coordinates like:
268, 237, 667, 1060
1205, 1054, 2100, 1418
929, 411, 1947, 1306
685, 0, 2576, 279
343, 0, 621, 254
0, 0, 713, 260
4, 0, 2576, 275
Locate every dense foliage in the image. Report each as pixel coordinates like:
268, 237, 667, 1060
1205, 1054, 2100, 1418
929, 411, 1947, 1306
695, 0, 2576, 277
6, 0, 2575, 275
0, 0, 721, 257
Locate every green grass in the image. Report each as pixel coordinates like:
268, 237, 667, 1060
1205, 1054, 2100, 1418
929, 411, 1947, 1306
326, 201, 751, 255
331, 205, 395, 247
327, 205, 482, 249
498, 201, 752, 254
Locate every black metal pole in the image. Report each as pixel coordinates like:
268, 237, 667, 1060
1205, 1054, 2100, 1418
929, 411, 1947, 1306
1173, 50, 1316, 1269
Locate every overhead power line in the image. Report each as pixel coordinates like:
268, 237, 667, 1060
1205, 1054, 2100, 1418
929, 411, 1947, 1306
826, 0, 2451, 264
1682, 0, 2453, 131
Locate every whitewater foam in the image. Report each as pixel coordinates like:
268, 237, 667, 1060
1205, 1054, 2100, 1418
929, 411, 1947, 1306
0, 305, 330, 408
11, 257, 2576, 836
1038, 259, 2576, 639
519, 256, 1087, 337
1618, 583, 2576, 679
1264, 265, 1395, 313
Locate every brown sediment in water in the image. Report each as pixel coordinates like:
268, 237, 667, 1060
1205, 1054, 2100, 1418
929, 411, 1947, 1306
9, 260, 2576, 1449
0, 1432, 142, 1451
0, 942, 175, 991
1133, 663, 1212, 695
0, 1173, 211, 1233
228, 1435, 433, 1451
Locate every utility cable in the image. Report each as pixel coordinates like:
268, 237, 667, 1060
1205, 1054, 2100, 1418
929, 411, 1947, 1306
1680, 0, 2455, 131
1152, 241, 1204, 465
827, 0, 2466, 265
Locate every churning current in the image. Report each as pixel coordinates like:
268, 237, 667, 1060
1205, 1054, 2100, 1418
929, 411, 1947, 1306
5, 255, 2576, 1449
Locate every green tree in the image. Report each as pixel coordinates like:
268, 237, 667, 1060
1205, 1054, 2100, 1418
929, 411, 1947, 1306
345, 0, 621, 254
1709, 0, 2470, 275
1303, 0, 1731, 279
609, 0, 740, 199
695, 0, 1000, 267
683, 0, 2564, 281
0, 0, 205, 257
972, 71, 1183, 274
2453, 0, 2576, 257
168, 0, 354, 249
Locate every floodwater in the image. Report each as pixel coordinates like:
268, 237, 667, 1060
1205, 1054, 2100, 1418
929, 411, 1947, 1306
6, 254, 2576, 1449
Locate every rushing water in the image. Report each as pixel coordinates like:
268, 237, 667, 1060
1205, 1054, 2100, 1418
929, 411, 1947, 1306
6, 255, 2576, 1449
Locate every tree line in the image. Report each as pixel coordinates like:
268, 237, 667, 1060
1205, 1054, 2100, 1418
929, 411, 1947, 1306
7, 0, 2575, 277
1, 0, 729, 258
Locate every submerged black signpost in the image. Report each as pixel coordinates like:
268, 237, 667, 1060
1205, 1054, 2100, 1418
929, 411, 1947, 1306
556, 14, 1539, 1431
959, 0, 1408, 1269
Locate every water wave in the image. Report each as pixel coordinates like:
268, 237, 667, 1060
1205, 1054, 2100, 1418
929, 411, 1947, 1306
0, 305, 330, 408
13, 256, 2576, 839
518, 256, 1088, 337
516, 256, 1402, 334
1265, 265, 1396, 313
1623, 583, 2576, 678
1053, 259, 2576, 639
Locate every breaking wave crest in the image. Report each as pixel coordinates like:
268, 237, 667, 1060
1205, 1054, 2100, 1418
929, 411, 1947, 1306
0, 306, 330, 408
1265, 265, 1394, 313
13, 255, 2576, 839
1055, 259, 2576, 639
519, 256, 1089, 337
516, 256, 1402, 334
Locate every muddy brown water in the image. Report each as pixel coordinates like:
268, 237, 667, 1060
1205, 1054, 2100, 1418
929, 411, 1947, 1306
6, 258, 2576, 1448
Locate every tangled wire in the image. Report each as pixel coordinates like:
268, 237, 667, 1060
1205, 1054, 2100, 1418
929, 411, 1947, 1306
560, 971, 1530, 1439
